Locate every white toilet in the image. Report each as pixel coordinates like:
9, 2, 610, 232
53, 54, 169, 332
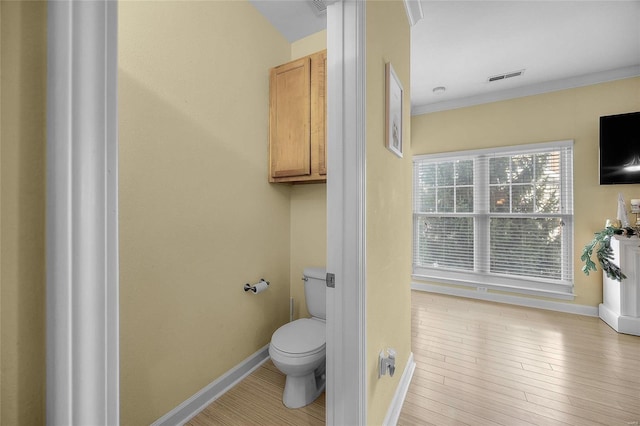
269, 267, 326, 409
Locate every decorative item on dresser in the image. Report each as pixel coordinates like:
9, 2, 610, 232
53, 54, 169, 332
631, 198, 640, 226
581, 194, 640, 282
581, 224, 636, 282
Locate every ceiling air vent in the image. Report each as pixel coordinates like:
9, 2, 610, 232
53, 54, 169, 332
309, 0, 328, 16
488, 69, 525, 82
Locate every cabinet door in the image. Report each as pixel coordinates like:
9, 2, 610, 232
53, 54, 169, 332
311, 50, 327, 176
269, 57, 311, 179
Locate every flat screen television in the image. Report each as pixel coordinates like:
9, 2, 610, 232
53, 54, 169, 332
600, 111, 640, 185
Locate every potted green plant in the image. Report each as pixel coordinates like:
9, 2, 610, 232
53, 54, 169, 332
581, 226, 636, 281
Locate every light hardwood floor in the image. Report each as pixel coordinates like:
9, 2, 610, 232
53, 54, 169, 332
189, 291, 640, 425
399, 291, 640, 426
186, 360, 325, 426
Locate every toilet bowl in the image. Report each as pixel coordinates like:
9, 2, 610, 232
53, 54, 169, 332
269, 318, 326, 408
269, 268, 326, 408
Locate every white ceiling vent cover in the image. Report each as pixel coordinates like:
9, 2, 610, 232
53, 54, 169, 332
309, 0, 328, 16
488, 69, 525, 82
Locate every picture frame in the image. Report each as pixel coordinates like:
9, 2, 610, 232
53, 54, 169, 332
385, 62, 403, 158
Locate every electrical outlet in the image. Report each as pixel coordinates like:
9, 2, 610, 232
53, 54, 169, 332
378, 348, 397, 378
477, 286, 487, 292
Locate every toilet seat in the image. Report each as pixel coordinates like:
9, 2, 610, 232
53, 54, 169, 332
271, 318, 325, 357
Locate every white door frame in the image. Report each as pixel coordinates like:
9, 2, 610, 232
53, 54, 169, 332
326, 1, 367, 424
46, 0, 119, 424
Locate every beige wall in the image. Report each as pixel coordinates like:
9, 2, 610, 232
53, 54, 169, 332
412, 77, 640, 307
289, 185, 327, 319
366, 1, 413, 424
0, 1, 47, 424
118, 2, 292, 424
291, 29, 326, 62
289, 31, 327, 319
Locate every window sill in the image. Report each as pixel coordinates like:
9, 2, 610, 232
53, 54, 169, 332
412, 268, 575, 301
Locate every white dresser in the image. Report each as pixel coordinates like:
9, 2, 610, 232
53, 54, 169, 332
599, 235, 640, 336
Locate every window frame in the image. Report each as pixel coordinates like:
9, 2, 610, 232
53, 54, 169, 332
413, 140, 575, 300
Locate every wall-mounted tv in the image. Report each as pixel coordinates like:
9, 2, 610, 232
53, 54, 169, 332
600, 111, 640, 185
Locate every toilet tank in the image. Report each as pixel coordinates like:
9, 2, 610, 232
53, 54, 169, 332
303, 267, 326, 320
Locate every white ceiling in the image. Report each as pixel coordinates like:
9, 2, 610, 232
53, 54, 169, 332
249, 0, 326, 41
250, 0, 640, 114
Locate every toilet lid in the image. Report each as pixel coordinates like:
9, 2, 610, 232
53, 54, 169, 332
271, 318, 325, 355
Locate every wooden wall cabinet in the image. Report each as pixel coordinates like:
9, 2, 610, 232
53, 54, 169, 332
269, 50, 326, 183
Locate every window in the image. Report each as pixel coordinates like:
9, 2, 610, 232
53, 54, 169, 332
413, 141, 574, 298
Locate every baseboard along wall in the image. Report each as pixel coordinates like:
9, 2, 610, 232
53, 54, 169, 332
150, 346, 418, 426
151, 345, 270, 426
383, 352, 416, 426
412, 282, 599, 317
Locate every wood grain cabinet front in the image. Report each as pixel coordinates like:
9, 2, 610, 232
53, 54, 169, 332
269, 50, 326, 183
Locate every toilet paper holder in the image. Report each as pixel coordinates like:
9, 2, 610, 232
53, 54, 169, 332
244, 278, 269, 293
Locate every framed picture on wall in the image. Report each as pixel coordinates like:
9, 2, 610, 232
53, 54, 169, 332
385, 62, 403, 158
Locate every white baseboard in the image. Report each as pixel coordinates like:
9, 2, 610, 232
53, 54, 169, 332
599, 303, 640, 336
151, 345, 270, 426
412, 282, 598, 317
383, 352, 416, 426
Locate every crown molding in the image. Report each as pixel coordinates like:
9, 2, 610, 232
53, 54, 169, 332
412, 65, 640, 116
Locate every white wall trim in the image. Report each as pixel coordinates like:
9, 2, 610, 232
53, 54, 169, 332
599, 303, 640, 336
326, 0, 367, 424
46, 0, 119, 424
412, 282, 599, 317
402, 0, 423, 27
151, 345, 270, 426
412, 65, 640, 115
412, 273, 575, 301
382, 353, 416, 426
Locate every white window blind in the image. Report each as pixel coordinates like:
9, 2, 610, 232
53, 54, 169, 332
413, 141, 574, 298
